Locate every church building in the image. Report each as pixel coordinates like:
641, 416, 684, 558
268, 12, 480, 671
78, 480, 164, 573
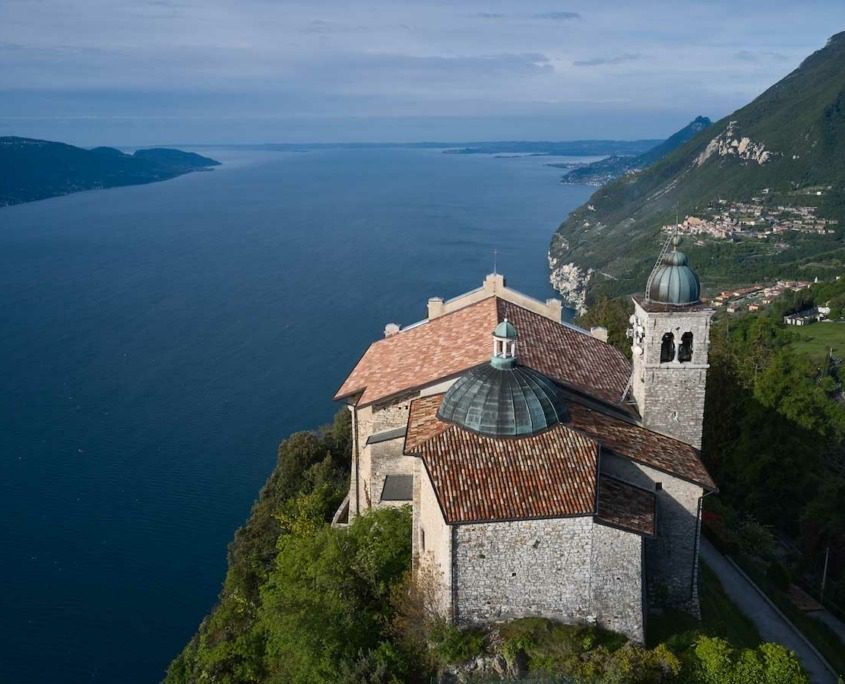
333, 239, 715, 642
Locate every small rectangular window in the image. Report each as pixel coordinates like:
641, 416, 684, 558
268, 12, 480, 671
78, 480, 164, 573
420, 528, 426, 551
655, 482, 663, 491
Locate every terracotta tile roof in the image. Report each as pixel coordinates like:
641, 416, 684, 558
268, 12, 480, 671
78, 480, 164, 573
501, 300, 630, 405
405, 394, 452, 450
405, 395, 599, 524
566, 400, 716, 490
334, 294, 631, 407
335, 297, 498, 406
596, 476, 656, 537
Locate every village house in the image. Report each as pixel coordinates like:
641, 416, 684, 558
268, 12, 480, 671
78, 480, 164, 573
332, 239, 716, 642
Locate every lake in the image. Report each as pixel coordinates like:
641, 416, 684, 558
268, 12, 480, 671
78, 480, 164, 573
0, 147, 594, 682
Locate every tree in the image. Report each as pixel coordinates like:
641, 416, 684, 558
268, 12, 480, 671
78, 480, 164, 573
259, 506, 412, 684
576, 295, 634, 358
691, 636, 808, 684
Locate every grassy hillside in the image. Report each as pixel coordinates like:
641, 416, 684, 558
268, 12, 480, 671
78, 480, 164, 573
550, 31, 845, 305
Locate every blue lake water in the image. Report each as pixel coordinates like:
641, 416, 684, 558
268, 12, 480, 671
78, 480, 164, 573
0, 147, 594, 683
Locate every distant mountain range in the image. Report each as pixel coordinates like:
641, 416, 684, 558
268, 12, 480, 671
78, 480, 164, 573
441, 139, 662, 157
550, 31, 845, 310
557, 117, 712, 186
0, 137, 220, 207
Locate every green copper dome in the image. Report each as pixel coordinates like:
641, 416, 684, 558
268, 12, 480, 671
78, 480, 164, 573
437, 363, 568, 437
437, 320, 568, 437
493, 319, 517, 339
647, 237, 701, 305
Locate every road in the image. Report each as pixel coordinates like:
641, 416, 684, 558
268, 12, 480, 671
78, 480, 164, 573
700, 538, 838, 684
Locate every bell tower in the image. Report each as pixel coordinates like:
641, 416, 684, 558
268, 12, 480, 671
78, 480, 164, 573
630, 237, 713, 449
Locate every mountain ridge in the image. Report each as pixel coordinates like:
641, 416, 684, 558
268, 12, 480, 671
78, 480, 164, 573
549, 31, 845, 310
559, 116, 712, 186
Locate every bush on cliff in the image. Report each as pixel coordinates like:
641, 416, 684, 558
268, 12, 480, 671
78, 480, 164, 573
260, 505, 412, 683
165, 410, 353, 683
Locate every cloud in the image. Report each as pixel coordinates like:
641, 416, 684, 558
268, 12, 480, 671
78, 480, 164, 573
325, 52, 555, 84
474, 10, 580, 21
573, 53, 641, 67
531, 11, 580, 20
734, 50, 788, 62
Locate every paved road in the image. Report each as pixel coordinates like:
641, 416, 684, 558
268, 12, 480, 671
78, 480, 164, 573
812, 609, 845, 647
700, 538, 838, 684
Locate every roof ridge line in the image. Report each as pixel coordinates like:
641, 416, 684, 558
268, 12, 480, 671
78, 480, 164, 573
366, 292, 498, 345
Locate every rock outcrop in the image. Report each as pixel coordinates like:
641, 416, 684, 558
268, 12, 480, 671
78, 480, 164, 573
695, 120, 775, 166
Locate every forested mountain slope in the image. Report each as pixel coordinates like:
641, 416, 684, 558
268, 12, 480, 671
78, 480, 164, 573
0, 137, 219, 206
550, 32, 845, 309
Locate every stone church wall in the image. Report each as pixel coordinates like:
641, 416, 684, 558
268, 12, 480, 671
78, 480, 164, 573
415, 461, 453, 616
349, 395, 414, 517
631, 301, 712, 449
602, 453, 703, 612
452, 516, 644, 641
590, 523, 645, 641
637, 364, 709, 449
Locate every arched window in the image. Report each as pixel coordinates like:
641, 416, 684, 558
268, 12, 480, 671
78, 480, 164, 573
660, 332, 675, 362
678, 332, 694, 363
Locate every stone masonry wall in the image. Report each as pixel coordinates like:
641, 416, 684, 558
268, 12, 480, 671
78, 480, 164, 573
640, 366, 709, 449
453, 516, 645, 642
350, 395, 414, 518
590, 523, 645, 642
631, 301, 712, 449
602, 453, 703, 612
415, 461, 452, 616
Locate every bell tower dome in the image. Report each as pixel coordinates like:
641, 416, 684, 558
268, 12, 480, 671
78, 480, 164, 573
630, 236, 713, 448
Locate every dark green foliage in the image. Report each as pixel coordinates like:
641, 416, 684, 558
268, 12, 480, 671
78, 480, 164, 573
550, 32, 845, 305
649, 564, 761, 654
690, 636, 809, 684
428, 622, 486, 666
702, 314, 845, 531
0, 136, 219, 206
700, 308, 845, 617
497, 618, 680, 682
165, 410, 352, 683
260, 506, 412, 684
767, 562, 792, 593
575, 295, 634, 358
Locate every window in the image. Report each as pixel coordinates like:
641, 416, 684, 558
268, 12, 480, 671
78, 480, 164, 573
660, 332, 675, 362
678, 332, 694, 363
655, 482, 663, 491
420, 528, 426, 551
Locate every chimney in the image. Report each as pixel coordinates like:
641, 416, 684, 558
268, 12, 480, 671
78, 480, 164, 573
545, 298, 563, 322
590, 326, 609, 343
384, 323, 401, 337
427, 297, 445, 319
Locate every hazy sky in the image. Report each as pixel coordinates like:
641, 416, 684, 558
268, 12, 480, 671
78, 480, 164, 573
1, 0, 843, 145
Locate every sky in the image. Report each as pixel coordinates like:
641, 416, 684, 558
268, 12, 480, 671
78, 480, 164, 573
1, 0, 844, 146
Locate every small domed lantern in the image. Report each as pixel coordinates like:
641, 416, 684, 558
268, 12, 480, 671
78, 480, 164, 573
492, 318, 518, 369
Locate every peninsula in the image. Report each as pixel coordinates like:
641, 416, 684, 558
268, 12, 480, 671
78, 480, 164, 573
0, 137, 220, 207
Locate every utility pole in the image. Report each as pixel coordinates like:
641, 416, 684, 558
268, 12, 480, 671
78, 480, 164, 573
821, 545, 830, 604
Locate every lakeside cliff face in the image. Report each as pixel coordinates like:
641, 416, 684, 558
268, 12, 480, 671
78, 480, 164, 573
549, 31, 845, 309
0, 137, 220, 206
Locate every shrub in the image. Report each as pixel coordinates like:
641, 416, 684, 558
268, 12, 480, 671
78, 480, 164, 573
767, 560, 792, 593
737, 518, 776, 559
428, 622, 486, 666
691, 635, 808, 684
